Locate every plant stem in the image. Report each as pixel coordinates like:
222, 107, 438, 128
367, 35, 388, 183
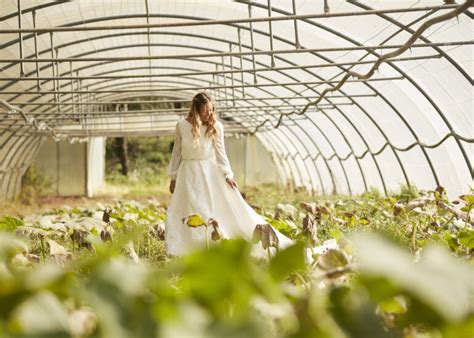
412, 222, 418, 252
205, 226, 209, 249
147, 233, 151, 259
40, 236, 46, 261
294, 272, 310, 292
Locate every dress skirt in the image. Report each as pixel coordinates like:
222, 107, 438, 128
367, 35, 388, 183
164, 157, 295, 259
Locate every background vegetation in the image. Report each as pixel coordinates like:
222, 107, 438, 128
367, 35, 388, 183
0, 135, 471, 338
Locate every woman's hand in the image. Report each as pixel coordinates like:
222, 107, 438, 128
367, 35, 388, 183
225, 177, 238, 189
169, 179, 176, 193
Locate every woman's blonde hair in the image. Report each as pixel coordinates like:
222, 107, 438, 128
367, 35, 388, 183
186, 92, 218, 148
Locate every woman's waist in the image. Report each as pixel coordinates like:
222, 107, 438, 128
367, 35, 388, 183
181, 155, 214, 161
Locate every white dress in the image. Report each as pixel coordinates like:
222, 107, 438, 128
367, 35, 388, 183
164, 118, 294, 258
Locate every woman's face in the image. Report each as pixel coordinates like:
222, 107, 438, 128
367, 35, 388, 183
199, 102, 213, 123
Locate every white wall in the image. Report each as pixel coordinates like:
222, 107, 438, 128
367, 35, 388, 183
33, 137, 105, 197
87, 137, 106, 197
226, 135, 280, 187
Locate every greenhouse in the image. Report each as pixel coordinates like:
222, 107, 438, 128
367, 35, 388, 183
0, 1, 473, 338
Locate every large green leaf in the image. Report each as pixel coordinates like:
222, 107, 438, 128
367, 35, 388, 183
268, 242, 306, 281
353, 232, 474, 323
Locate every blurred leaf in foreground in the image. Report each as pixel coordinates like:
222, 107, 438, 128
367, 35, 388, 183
352, 232, 474, 330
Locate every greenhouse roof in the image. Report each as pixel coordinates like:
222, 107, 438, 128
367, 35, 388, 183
0, 0, 472, 197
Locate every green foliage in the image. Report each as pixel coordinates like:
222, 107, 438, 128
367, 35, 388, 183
20, 164, 52, 203
106, 136, 173, 175
0, 186, 473, 337
268, 241, 306, 281
104, 136, 174, 198
0, 216, 23, 231
394, 184, 420, 203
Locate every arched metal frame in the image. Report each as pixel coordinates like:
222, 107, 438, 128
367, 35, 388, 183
0, 1, 472, 199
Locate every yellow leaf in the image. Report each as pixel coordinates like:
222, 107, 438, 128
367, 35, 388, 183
183, 214, 206, 227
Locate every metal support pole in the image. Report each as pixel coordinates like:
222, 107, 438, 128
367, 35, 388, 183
267, 0, 275, 67
49, 32, 57, 110
55, 47, 61, 112
32, 10, 40, 90
212, 72, 217, 106
229, 44, 236, 106
221, 56, 228, 107
70, 61, 75, 115
324, 0, 330, 14
248, 4, 258, 84
291, 0, 300, 49
237, 27, 245, 97
215, 64, 220, 104
17, 0, 24, 76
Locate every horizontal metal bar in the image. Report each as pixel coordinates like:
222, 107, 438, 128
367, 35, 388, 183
0, 4, 461, 33
0, 77, 402, 95
26, 125, 257, 135
0, 54, 441, 81
0, 113, 310, 129
0, 41, 469, 63
3, 105, 343, 122
8, 94, 375, 106
5, 103, 343, 116
34, 129, 252, 137
9, 128, 252, 138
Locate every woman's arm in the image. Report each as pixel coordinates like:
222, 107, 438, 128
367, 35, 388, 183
214, 121, 234, 180
168, 121, 182, 181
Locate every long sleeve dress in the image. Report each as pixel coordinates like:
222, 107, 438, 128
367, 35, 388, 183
164, 118, 294, 258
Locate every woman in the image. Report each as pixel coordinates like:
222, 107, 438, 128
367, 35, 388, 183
165, 92, 294, 258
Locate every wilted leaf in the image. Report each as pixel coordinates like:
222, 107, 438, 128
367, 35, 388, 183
393, 202, 404, 216
252, 224, 279, 250
276, 203, 298, 220
70, 229, 94, 251
318, 206, 331, 216
299, 202, 317, 214
149, 221, 165, 240
406, 196, 434, 210
317, 249, 351, 271
208, 218, 224, 241
47, 239, 72, 264
102, 208, 111, 223
302, 215, 317, 246
438, 202, 474, 225
67, 217, 106, 232
100, 229, 113, 243
16, 226, 48, 238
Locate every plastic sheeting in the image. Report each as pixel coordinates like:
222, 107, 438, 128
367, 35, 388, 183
0, 0, 472, 198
